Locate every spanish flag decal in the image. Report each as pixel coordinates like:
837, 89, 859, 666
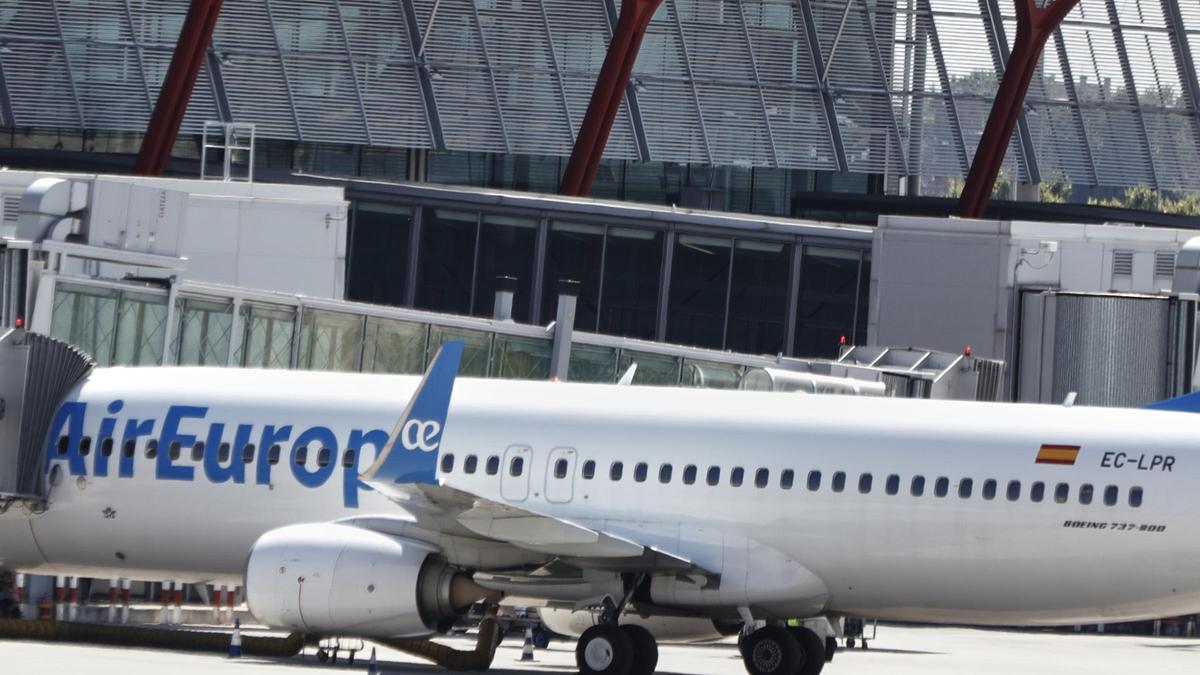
1036, 444, 1081, 465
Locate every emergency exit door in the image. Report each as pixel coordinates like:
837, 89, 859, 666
500, 445, 532, 502
545, 447, 577, 503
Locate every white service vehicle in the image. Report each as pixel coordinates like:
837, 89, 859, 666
2, 340, 1199, 675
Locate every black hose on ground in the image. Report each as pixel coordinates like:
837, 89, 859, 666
381, 606, 503, 671
0, 619, 303, 657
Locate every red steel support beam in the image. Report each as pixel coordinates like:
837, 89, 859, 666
135, 0, 224, 176
956, 0, 1079, 218
560, 0, 662, 197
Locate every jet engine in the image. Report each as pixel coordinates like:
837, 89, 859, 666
245, 523, 490, 637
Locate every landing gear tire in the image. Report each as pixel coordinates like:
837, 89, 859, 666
577, 624, 634, 675
788, 627, 826, 675
621, 624, 659, 675
742, 627, 801, 675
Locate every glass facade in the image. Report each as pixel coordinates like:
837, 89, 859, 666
794, 247, 871, 358
347, 202, 412, 308
50, 283, 167, 367
174, 297, 233, 367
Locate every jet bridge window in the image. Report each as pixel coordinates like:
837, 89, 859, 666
342, 448, 357, 469
683, 465, 698, 485
554, 459, 569, 479
731, 467, 744, 487
610, 462, 624, 481
910, 475, 925, 496
79, 437, 92, 457
1078, 483, 1093, 505
191, 442, 205, 463
1103, 485, 1118, 506
807, 471, 821, 491
146, 440, 158, 459
934, 477, 949, 497
1031, 481, 1045, 502
317, 448, 332, 468
755, 469, 769, 488
780, 469, 794, 489
831, 471, 846, 492
885, 474, 899, 495
982, 479, 997, 500
101, 438, 113, 458
510, 456, 525, 477
707, 466, 721, 486
464, 455, 478, 474
441, 454, 455, 473
958, 478, 973, 499
487, 456, 500, 475
1006, 480, 1021, 502
582, 460, 595, 479
659, 464, 672, 484
634, 462, 648, 482
858, 473, 873, 494
1129, 486, 1143, 507
1054, 483, 1069, 504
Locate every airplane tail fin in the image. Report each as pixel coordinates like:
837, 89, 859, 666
361, 340, 465, 484
1144, 390, 1200, 413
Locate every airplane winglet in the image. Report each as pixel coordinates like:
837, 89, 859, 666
361, 340, 465, 485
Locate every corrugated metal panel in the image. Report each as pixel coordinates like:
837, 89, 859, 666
634, 0, 710, 163
0, 2, 81, 128
212, 0, 299, 139
1051, 294, 1170, 406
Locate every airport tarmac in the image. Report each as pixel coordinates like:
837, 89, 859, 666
0, 624, 1197, 674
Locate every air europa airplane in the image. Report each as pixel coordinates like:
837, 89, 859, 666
2, 339, 1200, 675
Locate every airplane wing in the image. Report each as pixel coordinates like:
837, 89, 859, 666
358, 341, 706, 575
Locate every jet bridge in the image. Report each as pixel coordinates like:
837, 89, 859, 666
0, 329, 93, 509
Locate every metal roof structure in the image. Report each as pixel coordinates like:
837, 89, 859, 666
0, 0, 1198, 190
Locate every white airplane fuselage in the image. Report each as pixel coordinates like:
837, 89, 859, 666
2, 366, 1198, 626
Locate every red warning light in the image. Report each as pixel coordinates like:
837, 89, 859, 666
839, 335, 847, 346
13, 316, 23, 329
964, 345, 972, 357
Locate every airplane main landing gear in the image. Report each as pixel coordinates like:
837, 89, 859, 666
575, 591, 659, 675
741, 625, 826, 675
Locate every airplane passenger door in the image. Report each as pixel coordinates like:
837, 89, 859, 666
500, 445, 532, 502
545, 447, 577, 504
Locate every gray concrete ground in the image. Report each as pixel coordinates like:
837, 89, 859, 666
1, 625, 1198, 674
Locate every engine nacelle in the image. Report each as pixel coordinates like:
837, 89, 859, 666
245, 523, 484, 638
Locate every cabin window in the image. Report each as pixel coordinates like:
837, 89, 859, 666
242, 443, 256, 464
1078, 483, 1093, 505
858, 473, 873, 494
730, 467, 745, 487
217, 442, 231, 464
79, 437, 92, 457
610, 461, 624, 481
659, 464, 673, 484
317, 447, 332, 468
191, 442, 204, 462
683, 465, 698, 485
267, 444, 280, 465
634, 462, 648, 482
342, 448, 357, 468
581, 460, 595, 479
780, 469, 794, 490
1129, 486, 1143, 507
1103, 485, 1118, 506
146, 439, 158, 459
464, 455, 478, 474
1054, 483, 1069, 504
807, 471, 821, 491
1006, 480, 1021, 502
101, 438, 114, 457
934, 476, 949, 497
294, 446, 308, 466
1031, 481, 1045, 503
885, 474, 900, 495
169, 441, 182, 461
486, 456, 500, 475
509, 456, 524, 477
123, 440, 135, 459
755, 468, 769, 488
958, 478, 973, 499
554, 458, 569, 479
441, 454, 455, 473
910, 475, 925, 496
982, 479, 997, 500
707, 466, 721, 486
832, 471, 846, 493
57, 436, 69, 455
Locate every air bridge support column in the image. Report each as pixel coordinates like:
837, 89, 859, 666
549, 280, 580, 382
560, 0, 663, 197
956, 0, 1080, 218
